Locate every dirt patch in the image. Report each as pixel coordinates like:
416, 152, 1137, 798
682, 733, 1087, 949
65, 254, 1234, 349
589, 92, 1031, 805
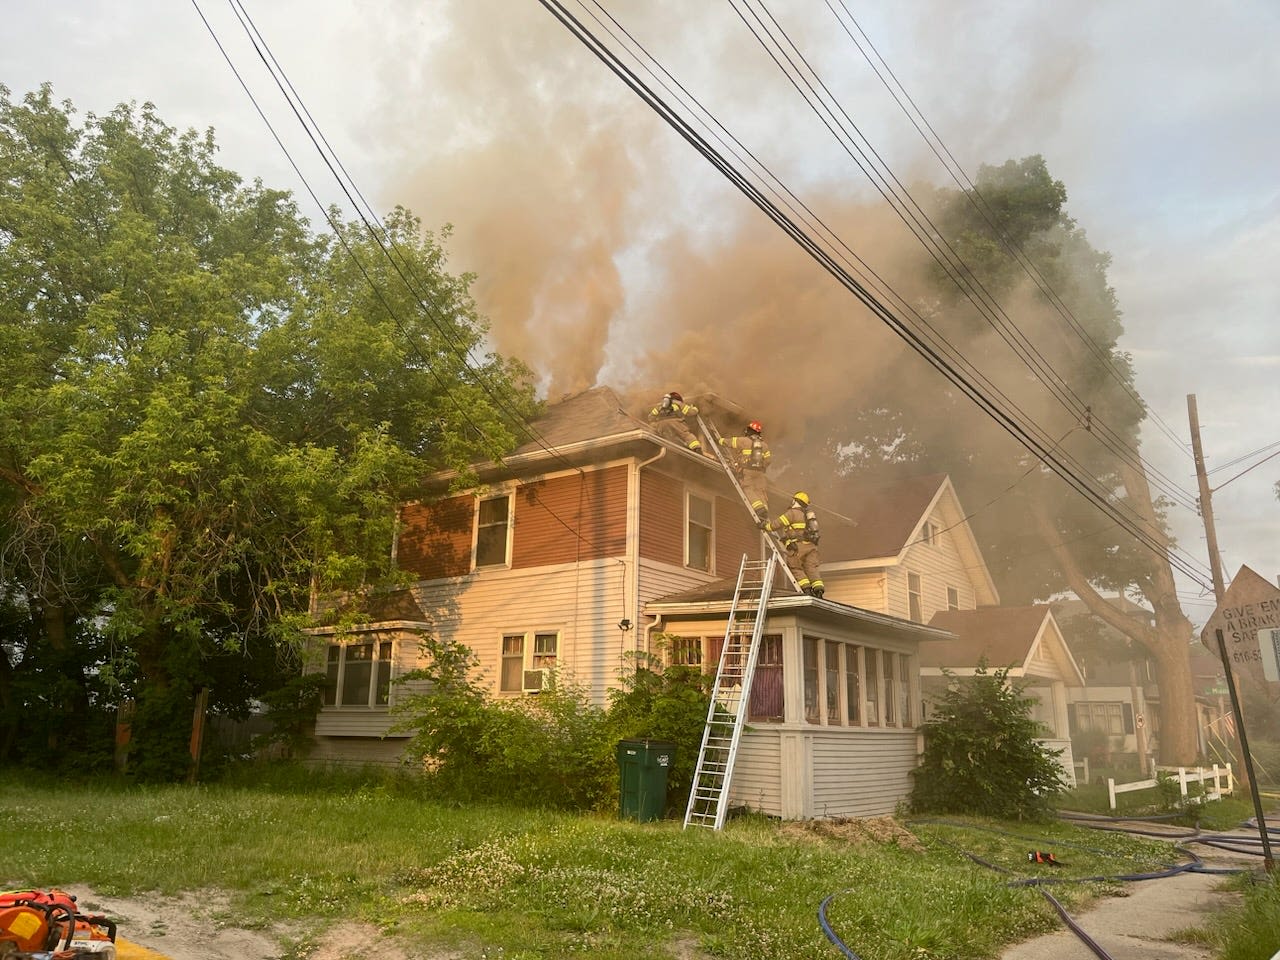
779, 815, 926, 852
57, 890, 427, 960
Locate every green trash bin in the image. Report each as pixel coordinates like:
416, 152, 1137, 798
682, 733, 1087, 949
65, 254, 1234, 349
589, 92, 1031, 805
616, 739, 676, 822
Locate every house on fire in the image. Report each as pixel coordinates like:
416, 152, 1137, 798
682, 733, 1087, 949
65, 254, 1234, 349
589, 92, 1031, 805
305, 386, 1066, 817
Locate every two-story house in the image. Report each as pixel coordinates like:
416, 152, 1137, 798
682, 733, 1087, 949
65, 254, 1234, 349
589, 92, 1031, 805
304, 386, 1050, 817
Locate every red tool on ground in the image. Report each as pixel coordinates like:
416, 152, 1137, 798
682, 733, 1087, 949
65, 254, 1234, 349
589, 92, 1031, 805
0, 889, 117, 959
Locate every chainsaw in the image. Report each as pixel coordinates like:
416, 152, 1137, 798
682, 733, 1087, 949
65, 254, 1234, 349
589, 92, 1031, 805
0, 889, 117, 959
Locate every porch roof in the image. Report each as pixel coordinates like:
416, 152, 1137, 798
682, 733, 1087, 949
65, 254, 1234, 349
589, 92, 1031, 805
646, 577, 955, 642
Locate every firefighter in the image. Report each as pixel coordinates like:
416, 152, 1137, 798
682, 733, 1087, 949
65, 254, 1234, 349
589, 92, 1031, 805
648, 391, 704, 454
719, 419, 771, 525
775, 491, 823, 597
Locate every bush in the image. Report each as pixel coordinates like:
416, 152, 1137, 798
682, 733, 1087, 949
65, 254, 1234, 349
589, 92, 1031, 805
391, 636, 610, 809
604, 651, 713, 811
910, 663, 1067, 820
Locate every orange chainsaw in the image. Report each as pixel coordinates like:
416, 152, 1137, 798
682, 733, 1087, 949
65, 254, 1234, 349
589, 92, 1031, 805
0, 889, 117, 959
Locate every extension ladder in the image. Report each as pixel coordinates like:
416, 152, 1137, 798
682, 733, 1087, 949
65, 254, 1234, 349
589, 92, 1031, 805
695, 415, 799, 591
683, 553, 780, 830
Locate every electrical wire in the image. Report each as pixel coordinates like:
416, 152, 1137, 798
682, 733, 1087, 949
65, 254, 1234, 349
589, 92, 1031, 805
540, 0, 1214, 592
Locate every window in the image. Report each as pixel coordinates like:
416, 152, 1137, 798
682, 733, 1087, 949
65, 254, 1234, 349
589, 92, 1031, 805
865, 649, 880, 726
1074, 701, 1125, 736
500, 633, 525, 693
532, 632, 558, 670
324, 639, 393, 708
668, 636, 703, 667
908, 572, 923, 622
687, 492, 713, 572
825, 640, 841, 724
922, 521, 937, 545
845, 645, 861, 725
749, 635, 784, 721
947, 586, 960, 611
803, 636, 820, 723
898, 653, 912, 727
475, 494, 512, 567
883, 653, 897, 724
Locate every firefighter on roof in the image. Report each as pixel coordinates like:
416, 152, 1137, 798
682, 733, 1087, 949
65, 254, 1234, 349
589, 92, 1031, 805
720, 419, 771, 525
776, 491, 823, 598
648, 391, 704, 454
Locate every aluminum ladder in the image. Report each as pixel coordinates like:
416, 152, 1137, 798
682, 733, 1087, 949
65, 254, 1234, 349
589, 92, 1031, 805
695, 414, 799, 591
682, 552, 780, 830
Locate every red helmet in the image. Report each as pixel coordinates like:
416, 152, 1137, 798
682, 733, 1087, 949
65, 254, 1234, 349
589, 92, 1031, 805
668, 391, 683, 402
747, 420, 763, 435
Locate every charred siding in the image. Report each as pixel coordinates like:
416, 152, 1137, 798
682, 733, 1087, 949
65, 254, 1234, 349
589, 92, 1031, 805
398, 495, 473, 580
513, 465, 627, 568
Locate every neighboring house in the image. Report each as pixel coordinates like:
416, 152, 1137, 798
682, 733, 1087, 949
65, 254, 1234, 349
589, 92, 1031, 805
921, 606, 1082, 786
1052, 595, 1159, 769
818, 474, 999, 621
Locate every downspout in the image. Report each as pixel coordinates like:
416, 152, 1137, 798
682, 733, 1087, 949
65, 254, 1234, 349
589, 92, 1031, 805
634, 447, 667, 665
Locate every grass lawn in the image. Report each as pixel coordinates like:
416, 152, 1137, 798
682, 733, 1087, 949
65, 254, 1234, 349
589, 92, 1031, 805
0, 768, 1259, 960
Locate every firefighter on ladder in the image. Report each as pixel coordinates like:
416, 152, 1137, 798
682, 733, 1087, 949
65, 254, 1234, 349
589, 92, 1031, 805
719, 419, 771, 526
648, 391, 704, 454
775, 491, 823, 598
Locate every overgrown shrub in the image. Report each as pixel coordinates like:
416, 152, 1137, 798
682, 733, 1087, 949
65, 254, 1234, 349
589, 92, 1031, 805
253, 673, 328, 759
910, 663, 1066, 820
390, 636, 713, 814
391, 636, 610, 809
604, 651, 713, 811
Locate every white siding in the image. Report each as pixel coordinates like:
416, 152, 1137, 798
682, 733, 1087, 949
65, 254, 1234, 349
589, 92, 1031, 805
810, 729, 918, 816
822, 571, 886, 611
729, 726, 917, 818
888, 522, 976, 621
404, 557, 628, 705
729, 728, 784, 815
309, 736, 410, 768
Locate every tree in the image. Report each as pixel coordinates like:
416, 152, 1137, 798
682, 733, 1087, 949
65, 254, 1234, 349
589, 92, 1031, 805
814, 156, 1201, 764
0, 85, 538, 777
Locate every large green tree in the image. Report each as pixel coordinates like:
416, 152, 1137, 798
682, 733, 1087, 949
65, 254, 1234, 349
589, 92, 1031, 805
0, 85, 538, 777
813, 156, 1200, 764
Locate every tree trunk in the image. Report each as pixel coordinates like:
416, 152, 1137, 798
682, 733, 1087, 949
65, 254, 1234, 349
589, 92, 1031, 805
1030, 494, 1200, 765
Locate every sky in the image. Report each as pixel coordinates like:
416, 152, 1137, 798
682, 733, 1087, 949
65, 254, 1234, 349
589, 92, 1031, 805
5, 0, 1279, 627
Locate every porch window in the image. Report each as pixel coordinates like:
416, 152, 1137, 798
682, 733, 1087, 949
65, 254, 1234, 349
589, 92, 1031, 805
500, 633, 524, 693
686, 492, 713, 572
667, 635, 702, 667
748, 635, 784, 721
476, 493, 512, 567
803, 636, 820, 723
324, 639, 393, 708
865, 649, 880, 726
908, 572, 923, 622
845, 645, 861, 725
898, 653, 913, 727
825, 640, 841, 724
883, 652, 897, 725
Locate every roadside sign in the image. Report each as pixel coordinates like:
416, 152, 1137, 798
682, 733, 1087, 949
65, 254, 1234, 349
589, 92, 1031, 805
1200, 565, 1280, 685
1262, 628, 1280, 683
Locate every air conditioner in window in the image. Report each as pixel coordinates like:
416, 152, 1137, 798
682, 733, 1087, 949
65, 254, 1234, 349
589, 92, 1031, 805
523, 668, 550, 693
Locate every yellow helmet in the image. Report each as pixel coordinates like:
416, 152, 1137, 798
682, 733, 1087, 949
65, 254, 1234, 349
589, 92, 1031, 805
793, 491, 810, 506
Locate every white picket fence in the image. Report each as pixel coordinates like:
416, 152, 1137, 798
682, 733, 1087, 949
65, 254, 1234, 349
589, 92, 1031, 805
1106, 764, 1234, 810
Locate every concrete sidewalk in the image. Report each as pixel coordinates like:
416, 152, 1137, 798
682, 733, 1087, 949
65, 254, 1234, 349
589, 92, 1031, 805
1001, 822, 1269, 960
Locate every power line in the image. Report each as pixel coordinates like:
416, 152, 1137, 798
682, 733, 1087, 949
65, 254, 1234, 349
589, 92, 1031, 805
538, 0, 1214, 591
730, 0, 1200, 519
822, 0, 1195, 464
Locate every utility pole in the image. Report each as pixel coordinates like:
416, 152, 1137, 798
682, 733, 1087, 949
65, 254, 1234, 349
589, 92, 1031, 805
1188, 395, 1272, 872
